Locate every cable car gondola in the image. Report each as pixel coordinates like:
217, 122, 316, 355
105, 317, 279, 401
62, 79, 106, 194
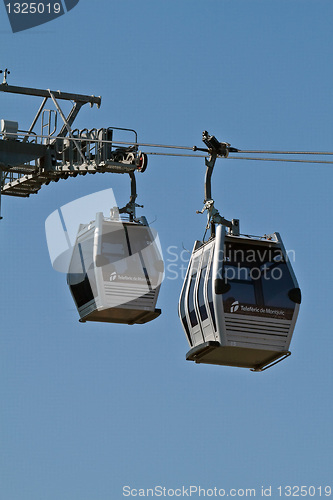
67, 173, 164, 325
179, 225, 301, 371
179, 132, 301, 371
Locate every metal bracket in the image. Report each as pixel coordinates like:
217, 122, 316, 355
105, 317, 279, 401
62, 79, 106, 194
196, 199, 232, 228
0, 83, 101, 145
48, 90, 87, 164
250, 352, 291, 372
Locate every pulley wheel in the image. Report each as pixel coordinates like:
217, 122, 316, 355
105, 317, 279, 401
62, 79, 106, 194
137, 152, 148, 172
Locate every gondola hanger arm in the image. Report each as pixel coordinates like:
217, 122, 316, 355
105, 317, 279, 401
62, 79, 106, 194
118, 171, 144, 221
196, 131, 239, 236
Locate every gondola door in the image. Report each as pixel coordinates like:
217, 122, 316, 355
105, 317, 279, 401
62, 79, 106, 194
196, 240, 218, 343
179, 238, 219, 348
185, 247, 205, 347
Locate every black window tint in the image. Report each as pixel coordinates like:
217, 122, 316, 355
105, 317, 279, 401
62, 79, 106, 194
180, 287, 192, 346
261, 262, 295, 308
223, 265, 256, 305
188, 273, 198, 328
70, 276, 94, 308
198, 266, 208, 321
127, 225, 163, 288
222, 241, 296, 316
101, 224, 148, 284
101, 226, 129, 263
207, 262, 216, 331
68, 237, 96, 308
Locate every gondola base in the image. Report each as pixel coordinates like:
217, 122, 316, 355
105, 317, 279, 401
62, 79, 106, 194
79, 307, 162, 325
186, 341, 291, 371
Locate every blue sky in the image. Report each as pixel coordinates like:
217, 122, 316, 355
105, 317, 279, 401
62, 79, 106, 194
0, 1, 332, 499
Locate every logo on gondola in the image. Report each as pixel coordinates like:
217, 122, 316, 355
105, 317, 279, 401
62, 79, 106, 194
110, 272, 117, 282
230, 301, 240, 313
4, 0, 80, 33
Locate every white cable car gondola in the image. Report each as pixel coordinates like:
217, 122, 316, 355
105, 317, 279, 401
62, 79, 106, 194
67, 172, 164, 325
179, 132, 301, 371
179, 225, 301, 371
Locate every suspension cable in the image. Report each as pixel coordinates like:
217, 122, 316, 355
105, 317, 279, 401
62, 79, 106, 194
4, 130, 333, 164
226, 156, 333, 165
145, 152, 333, 165
145, 152, 206, 158
237, 149, 333, 156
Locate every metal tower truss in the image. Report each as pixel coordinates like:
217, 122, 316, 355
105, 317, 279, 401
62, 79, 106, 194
0, 82, 147, 208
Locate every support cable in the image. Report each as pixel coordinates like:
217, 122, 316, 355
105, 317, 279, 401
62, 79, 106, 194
4, 130, 333, 165
6, 129, 333, 160
237, 149, 333, 156
226, 156, 333, 165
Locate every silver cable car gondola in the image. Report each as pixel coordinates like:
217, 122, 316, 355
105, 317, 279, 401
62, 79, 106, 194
67, 172, 163, 325
179, 132, 301, 371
